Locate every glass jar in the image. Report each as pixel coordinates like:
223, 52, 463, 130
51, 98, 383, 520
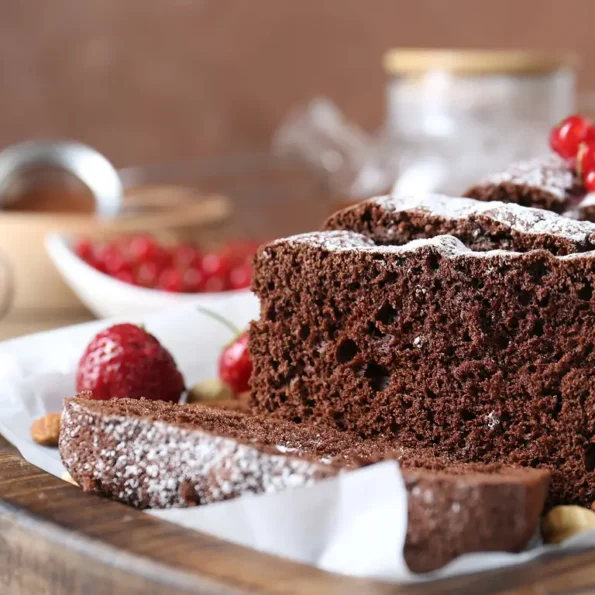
383, 49, 577, 196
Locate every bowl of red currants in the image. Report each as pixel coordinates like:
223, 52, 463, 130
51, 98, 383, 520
46, 231, 261, 318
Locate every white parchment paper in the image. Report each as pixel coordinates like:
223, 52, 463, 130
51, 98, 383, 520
0, 296, 594, 583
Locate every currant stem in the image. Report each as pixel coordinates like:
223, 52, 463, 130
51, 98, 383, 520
196, 305, 240, 336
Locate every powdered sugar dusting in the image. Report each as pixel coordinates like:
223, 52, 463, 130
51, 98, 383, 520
578, 193, 595, 209
60, 400, 337, 509
480, 154, 575, 201
278, 231, 470, 258
269, 228, 595, 263
372, 193, 595, 245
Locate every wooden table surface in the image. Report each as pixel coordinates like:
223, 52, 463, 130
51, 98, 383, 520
2, 445, 595, 594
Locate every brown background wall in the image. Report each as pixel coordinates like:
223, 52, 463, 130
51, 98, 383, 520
1, 0, 594, 167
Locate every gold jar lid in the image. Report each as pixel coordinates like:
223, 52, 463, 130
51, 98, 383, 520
383, 49, 577, 76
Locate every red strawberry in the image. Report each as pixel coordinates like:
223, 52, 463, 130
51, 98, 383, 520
218, 332, 252, 394
76, 323, 185, 402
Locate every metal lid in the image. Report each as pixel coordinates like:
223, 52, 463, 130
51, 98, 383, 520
0, 140, 123, 218
383, 49, 577, 76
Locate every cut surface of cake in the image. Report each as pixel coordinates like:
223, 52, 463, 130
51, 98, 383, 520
463, 154, 595, 221
250, 194, 595, 507
60, 395, 549, 573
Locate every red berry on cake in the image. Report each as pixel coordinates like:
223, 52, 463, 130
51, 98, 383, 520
218, 332, 252, 394
76, 323, 185, 402
579, 142, 595, 177
549, 114, 592, 160
584, 170, 595, 193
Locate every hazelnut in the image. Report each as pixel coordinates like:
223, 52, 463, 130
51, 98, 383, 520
187, 378, 233, 403
30, 412, 61, 446
542, 505, 595, 544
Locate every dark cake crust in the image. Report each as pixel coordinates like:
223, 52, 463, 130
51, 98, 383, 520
60, 396, 549, 573
251, 195, 595, 508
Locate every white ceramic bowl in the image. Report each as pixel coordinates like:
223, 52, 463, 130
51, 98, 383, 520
45, 233, 257, 318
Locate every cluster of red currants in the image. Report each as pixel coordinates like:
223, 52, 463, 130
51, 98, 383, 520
74, 234, 260, 293
549, 114, 595, 192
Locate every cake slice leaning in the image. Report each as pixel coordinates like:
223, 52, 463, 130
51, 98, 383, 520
60, 395, 549, 573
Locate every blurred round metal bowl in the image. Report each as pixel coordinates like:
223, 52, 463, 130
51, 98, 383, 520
45, 232, 256, 319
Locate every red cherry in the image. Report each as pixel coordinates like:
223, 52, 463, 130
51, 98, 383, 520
218, 332, 252, 394
585, 170, 595, 192
228, 263, 252, 290
158, 268, 185, 292
549, 115, 592, 160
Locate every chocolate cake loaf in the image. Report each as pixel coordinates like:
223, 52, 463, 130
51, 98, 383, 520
60, 395, 549, 573
463, 154, 595, 221
250, 194, 595, 507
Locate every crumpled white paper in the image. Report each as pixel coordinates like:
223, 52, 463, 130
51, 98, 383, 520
0, 297, 594, 583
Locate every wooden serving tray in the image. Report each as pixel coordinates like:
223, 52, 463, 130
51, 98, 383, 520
1, 448, 595, 594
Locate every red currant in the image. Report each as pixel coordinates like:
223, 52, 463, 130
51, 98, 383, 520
201, 252, 231, 277
128, 235, 156, 261
158, 268, 185, 292
585, 125, 595, 145
549, 115, 592, 160
579, 142, 595, 177
172, 243, 201, 268
183, 267, 205, 293
218, 332, 252, 394
74, 239, 94, 263
228, 263, 252, 290
585, 170, 595, 193
204, 275, 227, 293
104, 250, 130, 276
135, 261, 161, 287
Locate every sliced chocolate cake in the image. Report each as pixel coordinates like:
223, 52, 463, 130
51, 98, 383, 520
250, 194, 595, 507
463, 154, 595, 221
325, 193, 595, 255
60, 395, 549, 573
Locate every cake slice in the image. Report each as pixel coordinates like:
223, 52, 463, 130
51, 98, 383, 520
251, 194, 595, 508
324, 193, 595, 254
60, 395, 549, 573
462, 154, 595, 221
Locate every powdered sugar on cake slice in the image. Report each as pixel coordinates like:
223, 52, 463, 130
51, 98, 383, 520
270, 226, 595, 263
371, 193, 595, 246
61, 400, 335, 509
478, 154, 575, 201
272, 230, 471, 259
